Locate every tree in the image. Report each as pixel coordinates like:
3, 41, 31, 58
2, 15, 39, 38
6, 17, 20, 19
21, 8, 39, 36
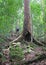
10, 0, 45, 46
41, 0, 46, 43
23, 0, 32, 42
10, 0, 33, 43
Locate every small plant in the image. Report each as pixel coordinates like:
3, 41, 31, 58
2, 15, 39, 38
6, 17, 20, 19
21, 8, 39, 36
9, 43, 24, 61
0, 53, 2, 58
0, 52, 3, 63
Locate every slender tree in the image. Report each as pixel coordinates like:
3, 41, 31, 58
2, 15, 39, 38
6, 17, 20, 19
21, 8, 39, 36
23, 0, 32, 42
41, 0, 46, 43
10, 0, 44, 46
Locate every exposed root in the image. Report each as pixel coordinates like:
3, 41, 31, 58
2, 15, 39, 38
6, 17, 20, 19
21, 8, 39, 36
33, 38, 45, 46
9, 33, 45, 46
10, 34, 23, 44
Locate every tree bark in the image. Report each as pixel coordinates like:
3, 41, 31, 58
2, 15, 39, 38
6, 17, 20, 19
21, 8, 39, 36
23, 0, 32, 42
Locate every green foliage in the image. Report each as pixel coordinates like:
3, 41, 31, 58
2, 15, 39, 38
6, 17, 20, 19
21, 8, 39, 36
30, 0, 45, 39
0, 0, 23, 35
9, 44, 24, 61
0, 53, 2, 58
31, 2, 41, 15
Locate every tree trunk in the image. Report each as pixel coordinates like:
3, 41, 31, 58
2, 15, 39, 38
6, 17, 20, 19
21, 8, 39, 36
23, 0, 32, 42
41, 0, 46, 44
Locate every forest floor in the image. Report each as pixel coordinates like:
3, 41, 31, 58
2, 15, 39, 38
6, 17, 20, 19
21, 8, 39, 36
0, 34, 46, 65
23, 45, 46, 65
